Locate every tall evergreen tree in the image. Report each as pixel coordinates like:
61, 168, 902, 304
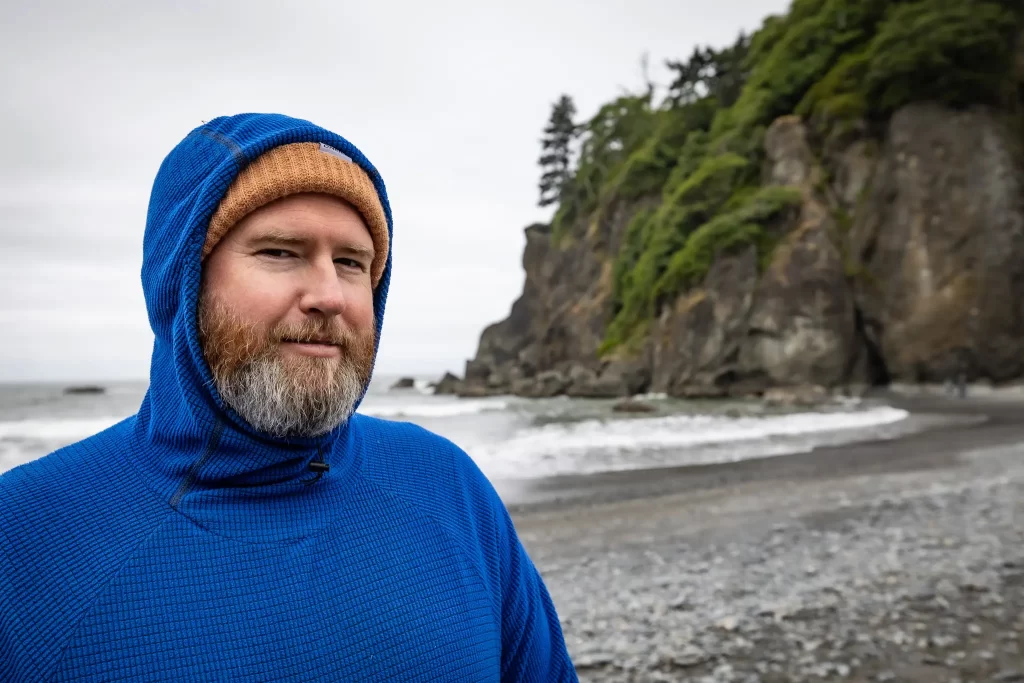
665, 46, 713, 106
706, 32, 750, 108
665, 33, 750, 108
538, 94, 578, 207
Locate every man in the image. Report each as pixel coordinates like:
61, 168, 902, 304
0, 114, 578, 682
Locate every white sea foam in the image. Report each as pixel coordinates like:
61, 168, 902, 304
0, 400, 511, 439
488, 406, 908, 454
413, 379, 435, 395
358, 399, 510, 419
0, 417, 126, 441
468, 406, 910, 479
0, 401, 913, 482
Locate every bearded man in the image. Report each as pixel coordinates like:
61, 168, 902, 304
0, 114, 577, 682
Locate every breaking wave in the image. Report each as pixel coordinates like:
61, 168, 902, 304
468, 406, 911, 479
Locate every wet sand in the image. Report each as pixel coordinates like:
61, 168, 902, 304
509, 393, 1024, 682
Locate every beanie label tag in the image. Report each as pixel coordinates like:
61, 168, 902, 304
319, 143, 352, 163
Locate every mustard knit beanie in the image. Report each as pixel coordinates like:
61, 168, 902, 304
202, 142, 389, 287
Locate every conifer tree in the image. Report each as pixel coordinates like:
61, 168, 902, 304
538, 94, 578, 207
665, 33, 750, 108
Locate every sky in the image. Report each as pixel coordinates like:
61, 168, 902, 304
0, 0, 791, 383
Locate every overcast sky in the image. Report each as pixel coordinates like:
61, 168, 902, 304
0, 0, 789, 382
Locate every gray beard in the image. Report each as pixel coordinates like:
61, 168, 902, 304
214, 352, 365, 438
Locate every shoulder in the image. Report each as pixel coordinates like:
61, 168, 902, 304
0, 417, 153, 530
351, 413, 507, 566
0, 418, 171, 677
0, 416, 170, 576
352, 414, 499, 506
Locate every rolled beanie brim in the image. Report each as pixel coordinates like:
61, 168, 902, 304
203, 142, 389, 287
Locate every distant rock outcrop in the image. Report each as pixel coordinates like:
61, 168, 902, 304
431, 372, 463, 396
64, 385, 106, 395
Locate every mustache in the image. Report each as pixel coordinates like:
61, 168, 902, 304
197, 292, 378, 377
275, 323, 348, 347
272, 318, 378, 354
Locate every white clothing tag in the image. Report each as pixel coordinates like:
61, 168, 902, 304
319, 143, 353, 163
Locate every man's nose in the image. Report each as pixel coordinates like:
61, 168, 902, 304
298, 258, 346, 317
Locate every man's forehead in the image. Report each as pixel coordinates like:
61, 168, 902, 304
233, 196, 375, 250
243, 226, 375, 256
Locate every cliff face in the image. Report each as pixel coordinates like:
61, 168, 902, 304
648, 116, 873, 397
844, 104, 1024, 383
461, 198, 654, 398
450, 102, 1024, 398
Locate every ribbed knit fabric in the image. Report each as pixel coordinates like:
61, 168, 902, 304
0, 113, 577, 682
203, 141, 390, 287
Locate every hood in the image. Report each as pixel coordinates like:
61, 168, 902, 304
132, 113, 392, 498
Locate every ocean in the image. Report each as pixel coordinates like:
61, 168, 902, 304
0, 374, 926, 482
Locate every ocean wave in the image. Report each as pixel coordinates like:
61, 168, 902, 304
412, 379, 435, 395
470, 406, 910, 478
0, 398, 511, 440
0, 417, 126, 441
634, 392, 669, 401
358, 399, 510, 419
0, 404, 912, 483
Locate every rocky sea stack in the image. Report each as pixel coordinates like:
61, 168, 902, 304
439, 0, 1024, 401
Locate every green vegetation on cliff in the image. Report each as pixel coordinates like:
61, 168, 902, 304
540, 0, 1021, 355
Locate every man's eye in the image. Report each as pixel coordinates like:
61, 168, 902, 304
335, 258, 365, 270
258, 249, 295, 259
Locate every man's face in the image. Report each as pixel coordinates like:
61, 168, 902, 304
197, 192, 378, 437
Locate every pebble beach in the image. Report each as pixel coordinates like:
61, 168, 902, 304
512, 394, 1024, 682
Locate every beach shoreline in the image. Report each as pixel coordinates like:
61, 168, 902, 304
501, 393, 1020, 512
511, 393, 1024, 682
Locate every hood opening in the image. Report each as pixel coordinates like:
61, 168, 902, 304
135, 113, 393, 493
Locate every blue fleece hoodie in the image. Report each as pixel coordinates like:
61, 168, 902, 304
0, 114, 577, 682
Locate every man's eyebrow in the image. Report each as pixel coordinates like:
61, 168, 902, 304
247, 230, 375, 258
246, 230, 308, 247
337, 244, 376, 260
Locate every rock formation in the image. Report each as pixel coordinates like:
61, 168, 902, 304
445, 103, 1024, 399
439, 4, 1024, 399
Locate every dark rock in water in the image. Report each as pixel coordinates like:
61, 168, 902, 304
565, 359, 651, 398
762, 384, 830, 407
64, 385, 105, 395
432, 372, 463, 395
563, 365, 606, 398
611, 399, 656, 414
459, 384, 505, 397
390, 377, 416, 391
513, 370, 568, 398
